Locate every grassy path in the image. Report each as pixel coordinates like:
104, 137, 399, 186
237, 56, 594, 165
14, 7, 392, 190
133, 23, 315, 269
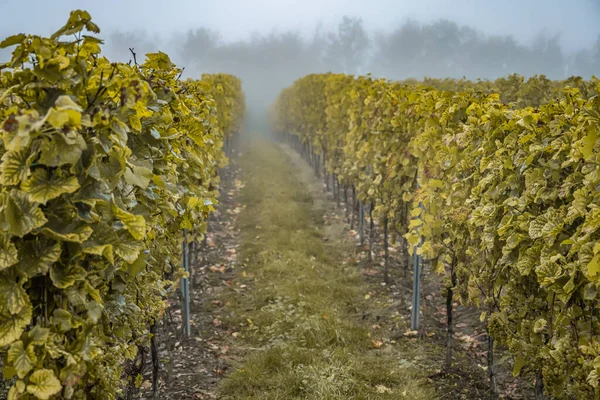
216, 142, 438, 399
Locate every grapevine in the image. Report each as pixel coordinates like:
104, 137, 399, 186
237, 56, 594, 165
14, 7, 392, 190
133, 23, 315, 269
271, 73, 600, 398
0, 11, 244, 399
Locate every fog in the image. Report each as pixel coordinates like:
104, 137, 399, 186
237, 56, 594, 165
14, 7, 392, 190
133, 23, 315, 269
1, 1, 599, 129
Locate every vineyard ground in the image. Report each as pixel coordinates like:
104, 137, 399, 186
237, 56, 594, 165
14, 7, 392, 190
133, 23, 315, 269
142, 140, 533, 399
139, 152, 244, 399
213, 141, 436, 399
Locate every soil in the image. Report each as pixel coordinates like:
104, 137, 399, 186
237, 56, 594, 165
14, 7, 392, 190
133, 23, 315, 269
139, 153, 244, 399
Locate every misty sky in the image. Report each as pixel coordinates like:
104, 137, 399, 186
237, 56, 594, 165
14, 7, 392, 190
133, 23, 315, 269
1, 0, 599, 51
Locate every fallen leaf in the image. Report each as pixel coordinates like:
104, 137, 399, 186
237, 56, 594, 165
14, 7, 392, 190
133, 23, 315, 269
141, 380, 152, 390
209, 265, 226, 273
375, 385, 393, 394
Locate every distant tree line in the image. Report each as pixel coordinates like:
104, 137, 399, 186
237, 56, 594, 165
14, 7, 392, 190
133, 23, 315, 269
58, 18, 600, 126
149, 17, 600, 126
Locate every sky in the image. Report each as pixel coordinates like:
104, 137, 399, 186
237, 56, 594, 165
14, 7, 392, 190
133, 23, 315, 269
0, 0, 599, 51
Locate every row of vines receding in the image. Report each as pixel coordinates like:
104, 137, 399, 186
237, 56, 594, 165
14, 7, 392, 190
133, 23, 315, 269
0, 10, 245, 400
271, 72, 600, 399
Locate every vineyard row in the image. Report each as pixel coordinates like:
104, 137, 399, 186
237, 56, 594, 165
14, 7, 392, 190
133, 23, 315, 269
271, 73, 600, 399
0, 11, 245, 400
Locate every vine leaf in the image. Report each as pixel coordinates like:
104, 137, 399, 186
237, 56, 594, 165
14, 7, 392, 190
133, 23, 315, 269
0, 300, 32, 347
49, 263, 87, 289
38, 131, 87, 167
0, 34, 25, 49
0, 234, 18, 271
21, 169, 80, 204
28, 326, 50, 345
7, 340, 36, 378
4, 190, 48, 237
124, 166, 152, 189
588, 254, 600, 279
26, 369, 62, 399
0, 150, 30, 186
17, 239, 62, 278
113, 205, 146, 240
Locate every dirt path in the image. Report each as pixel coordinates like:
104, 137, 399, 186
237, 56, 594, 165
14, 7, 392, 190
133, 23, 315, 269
211, 142, 442, 399
142, 139, 531, 399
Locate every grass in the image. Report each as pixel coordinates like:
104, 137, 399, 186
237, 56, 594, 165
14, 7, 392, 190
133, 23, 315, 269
217, 141, 439, 399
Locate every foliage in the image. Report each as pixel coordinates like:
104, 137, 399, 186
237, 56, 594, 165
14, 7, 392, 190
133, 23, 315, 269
271, 72, 600, 398
0, 10, 244, 399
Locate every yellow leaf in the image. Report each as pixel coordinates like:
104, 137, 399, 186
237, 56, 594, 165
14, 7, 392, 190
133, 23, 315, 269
187, 197, 200, 209
588, 254, 600, 279
129, 114, 142, 132
26, 369, 62, 399
582, 126, 598, 159
409, 219, 422, 229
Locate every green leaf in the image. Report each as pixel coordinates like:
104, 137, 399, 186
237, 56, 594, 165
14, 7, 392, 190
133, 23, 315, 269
54, 95, 82, 112
584, 283, 597, 300
0, 300, 32, 347
409, 218, 423, 229
8, 381, 26, 400
0, 150, 31, 186
80, 222, 116, 263
533, 318, 547, 333
517, 246, 541, 276
52, 309, 72, 332
124, 166, 153, 189
28, 326, 50, 345
50, 264, 87, 289
129, 114, 142, 132
110, 119, 129, 145
26, 369, 62, 400
124, 343, 138, 361
588, 369, 600, 389
145, 51, 174, 70
0, 34, 26, 49
17, 238, 62, 278
87, 300, 103, 323
113, 205, 146, 240
7, 341, 36, 379
41, 218, 93, 243
4, 190, 48, 237
581, 126, 598, 159
0, 234, 19, 271
588, 254, 600, 279
114, 236, 144, 264
517, 115, 534, 131
0, 272, 28, 315
128, 252, 148, 276
528, 215, 546, 240
21, 169, 80, 204
38, 131, 87, 167
513, 356, 526, 377
3, 366, 16, 380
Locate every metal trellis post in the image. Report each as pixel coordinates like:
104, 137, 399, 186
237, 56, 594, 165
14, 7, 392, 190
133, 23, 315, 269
410, 176, 424, 331
181, 229, 191, 338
